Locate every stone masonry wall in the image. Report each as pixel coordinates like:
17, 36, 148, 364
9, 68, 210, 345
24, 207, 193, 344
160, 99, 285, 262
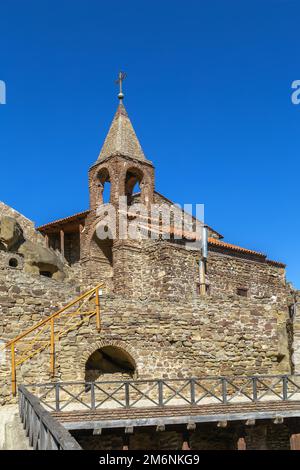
0, 251, 79, 404
292, 292, 300, 372
0, 202, 295, 405
0, 280, 292, 403
75, 421, 291, 450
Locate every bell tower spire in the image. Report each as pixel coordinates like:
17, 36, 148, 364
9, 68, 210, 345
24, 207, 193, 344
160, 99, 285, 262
89, 74, 155, 210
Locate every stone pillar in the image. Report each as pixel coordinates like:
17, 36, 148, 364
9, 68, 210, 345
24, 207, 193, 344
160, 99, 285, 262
290, 433, 300, 450
122, 434, 130, 451
237, 437, 247, 450
181, 432, 191, 450
246, 425, 267, 450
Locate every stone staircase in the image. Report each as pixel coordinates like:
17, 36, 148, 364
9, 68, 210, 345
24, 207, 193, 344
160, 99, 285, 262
0, 405, 32, 450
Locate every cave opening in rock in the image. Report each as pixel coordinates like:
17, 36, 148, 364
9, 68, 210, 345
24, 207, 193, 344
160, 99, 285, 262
8, 258, 18, 268
85, 346, 136, 383
40, 271, 52, 278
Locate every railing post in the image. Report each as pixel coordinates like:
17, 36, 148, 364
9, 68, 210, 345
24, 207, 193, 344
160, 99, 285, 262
125, 382, 130, 408
252, 377, 258, 402
221, 378, 227, 404
283, 375, 288, 401
158, 380, 164, 407
190, 379, 196, 405
91, 382, 95, 410
50, 318, 55, 377
95, 288, 101, 332
55, 383, 60, 412
11, 342, 16, 396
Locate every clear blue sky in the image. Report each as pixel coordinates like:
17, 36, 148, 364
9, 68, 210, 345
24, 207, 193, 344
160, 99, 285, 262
0, 0, 299, 288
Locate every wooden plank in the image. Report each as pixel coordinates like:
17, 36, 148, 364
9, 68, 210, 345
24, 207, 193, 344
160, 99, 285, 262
60, 230, 65, 258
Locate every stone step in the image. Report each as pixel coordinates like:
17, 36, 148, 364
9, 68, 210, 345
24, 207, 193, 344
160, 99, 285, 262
3, 412, 33, 450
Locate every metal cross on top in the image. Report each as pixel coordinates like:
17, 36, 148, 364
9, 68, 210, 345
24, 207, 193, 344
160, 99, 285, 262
116, 71, 126, 100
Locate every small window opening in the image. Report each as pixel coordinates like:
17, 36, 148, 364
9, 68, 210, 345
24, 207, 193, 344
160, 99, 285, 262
277, 353, 286, 363
40, 271, 52, 278
9, 258, 18, 268
237, 288, 248, 297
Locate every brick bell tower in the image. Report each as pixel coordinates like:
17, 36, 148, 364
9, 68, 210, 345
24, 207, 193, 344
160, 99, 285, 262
84, 73, 155, 294
88, 99, 155, 211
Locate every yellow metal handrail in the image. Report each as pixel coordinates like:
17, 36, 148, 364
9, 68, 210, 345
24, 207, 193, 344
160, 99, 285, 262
1, 283, 105, 396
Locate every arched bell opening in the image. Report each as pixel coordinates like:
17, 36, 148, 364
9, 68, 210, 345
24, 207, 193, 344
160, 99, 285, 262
125, 168, 144, 206
97, 168, 111, 205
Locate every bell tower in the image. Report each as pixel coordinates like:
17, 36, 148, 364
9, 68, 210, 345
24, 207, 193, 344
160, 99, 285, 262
89, 73, 155, 212
84, 73, 155, 295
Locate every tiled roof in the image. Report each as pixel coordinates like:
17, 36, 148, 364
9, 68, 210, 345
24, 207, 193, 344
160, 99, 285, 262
36, 208, 286, 268
37, 210, 89, 230
97, 102, 147, 161
208, 237, 285, 267
208, 237, 265, 257
153, 191, 224, 239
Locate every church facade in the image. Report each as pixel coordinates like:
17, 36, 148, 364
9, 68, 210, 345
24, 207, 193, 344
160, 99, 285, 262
0, 91, 299, 449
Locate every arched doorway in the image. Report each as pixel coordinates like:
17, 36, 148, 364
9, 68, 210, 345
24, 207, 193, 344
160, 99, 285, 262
85, 345, 136, 382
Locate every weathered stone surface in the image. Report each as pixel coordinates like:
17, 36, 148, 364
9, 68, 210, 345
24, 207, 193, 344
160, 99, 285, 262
0, 217, 24, 251
0, 202, 44, 245
18, 240, 66, 279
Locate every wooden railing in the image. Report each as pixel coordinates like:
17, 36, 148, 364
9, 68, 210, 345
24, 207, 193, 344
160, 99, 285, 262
18, 385, 81, 450
26, 374, 300, 412
0, 283, 104, 395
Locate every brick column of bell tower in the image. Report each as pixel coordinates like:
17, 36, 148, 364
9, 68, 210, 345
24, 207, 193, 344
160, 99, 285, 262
85, 99, 155, 298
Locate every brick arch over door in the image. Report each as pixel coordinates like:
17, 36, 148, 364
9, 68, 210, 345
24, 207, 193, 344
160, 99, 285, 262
79, 339, 141, 378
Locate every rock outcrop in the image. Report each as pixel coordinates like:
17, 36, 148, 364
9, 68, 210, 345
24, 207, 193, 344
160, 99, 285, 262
0, 216, 25, 251
0, 203, 68, 280
18, 240, 66, 280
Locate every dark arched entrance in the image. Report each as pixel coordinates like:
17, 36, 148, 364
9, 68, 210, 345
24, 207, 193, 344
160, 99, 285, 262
85, 346, 136, 382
